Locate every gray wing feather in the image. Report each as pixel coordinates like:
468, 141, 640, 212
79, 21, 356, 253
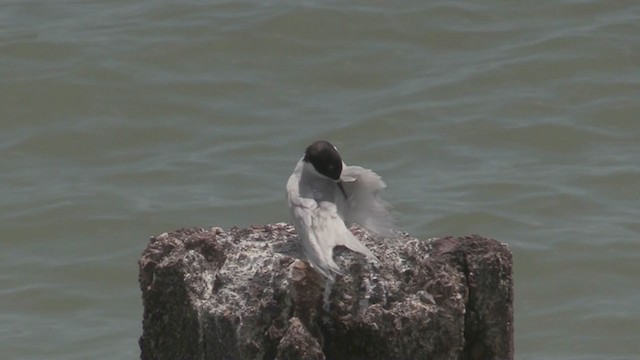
289, 195, 343, 280
338, 165, 395, 237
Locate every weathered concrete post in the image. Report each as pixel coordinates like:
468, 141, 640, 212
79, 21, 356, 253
139, 223, 513, 360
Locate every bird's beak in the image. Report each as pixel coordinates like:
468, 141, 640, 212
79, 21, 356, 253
337, 180, 347, 199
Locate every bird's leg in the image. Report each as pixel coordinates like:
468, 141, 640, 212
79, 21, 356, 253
322, 278, 334, 311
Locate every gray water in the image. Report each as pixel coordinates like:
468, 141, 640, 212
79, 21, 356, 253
1, 1, 639, 359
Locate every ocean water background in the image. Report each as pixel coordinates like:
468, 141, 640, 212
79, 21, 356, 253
1, 1, 639, 359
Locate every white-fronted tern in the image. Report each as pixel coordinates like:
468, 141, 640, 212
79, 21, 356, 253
286, 140, 394, 280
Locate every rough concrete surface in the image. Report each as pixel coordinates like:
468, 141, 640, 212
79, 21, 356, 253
139, 223, 513, 360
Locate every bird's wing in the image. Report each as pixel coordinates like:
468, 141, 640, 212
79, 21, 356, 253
338, 165, 395, 237
287, 171, 342, 280
287, 169, 377, 280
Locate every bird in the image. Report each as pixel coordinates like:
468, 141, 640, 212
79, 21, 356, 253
286, 140, 394, 281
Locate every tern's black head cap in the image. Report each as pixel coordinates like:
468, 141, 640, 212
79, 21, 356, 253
303, 140, 343, 181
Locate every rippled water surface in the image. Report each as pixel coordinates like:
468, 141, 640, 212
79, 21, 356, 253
2, 1, 639, 359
